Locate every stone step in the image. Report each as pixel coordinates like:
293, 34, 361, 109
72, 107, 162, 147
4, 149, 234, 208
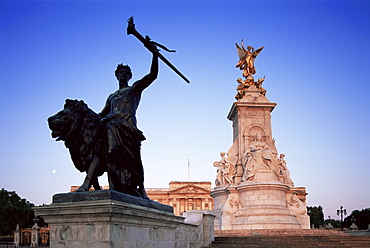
215, 229, 349, 237
208, 238, 370, 248
207, 229, 370, 248
215, 237, 370, 241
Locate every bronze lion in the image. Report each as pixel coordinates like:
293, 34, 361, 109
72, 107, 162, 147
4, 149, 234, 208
48, 99, 105, 191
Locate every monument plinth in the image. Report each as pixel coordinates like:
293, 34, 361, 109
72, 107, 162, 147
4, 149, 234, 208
34, 191, 215, 248
212, 40, 310, 230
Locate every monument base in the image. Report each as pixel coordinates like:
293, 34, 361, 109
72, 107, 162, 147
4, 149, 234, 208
34, 190, 215, 248
211, 172, 310, 230
233, 181, 301, 230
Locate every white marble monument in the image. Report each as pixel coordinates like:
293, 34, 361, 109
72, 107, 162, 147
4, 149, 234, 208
211, 40, 310, 230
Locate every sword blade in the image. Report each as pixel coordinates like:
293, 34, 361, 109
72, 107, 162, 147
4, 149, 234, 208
156, 51, 190, 83
127, 17, 190, 83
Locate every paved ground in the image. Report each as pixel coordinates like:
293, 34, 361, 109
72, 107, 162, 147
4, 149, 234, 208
1, 230, 368, 247
0, 245, 49, 248
345, 230, 370, 236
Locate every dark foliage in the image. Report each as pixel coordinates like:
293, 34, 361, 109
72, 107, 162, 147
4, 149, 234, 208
307, 205, 325, 228
0, 188, 35, 235
324, 218, 342, 228
344, 208, 370, 230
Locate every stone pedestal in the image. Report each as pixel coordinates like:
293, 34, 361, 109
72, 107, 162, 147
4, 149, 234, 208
30, 223, 40, 247
233, 180, 301, 229
34, 190, 215, 248
13, 224, 20, 247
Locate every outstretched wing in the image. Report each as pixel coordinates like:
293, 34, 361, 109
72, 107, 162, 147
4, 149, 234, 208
235, 43, 246, 60
253, 46, 264, 58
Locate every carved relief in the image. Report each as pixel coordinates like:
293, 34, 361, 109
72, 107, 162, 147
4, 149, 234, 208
240, 133, 296, 185
277, 154, 294, 187
185, 186, 196, 193
241, 133, 278, 181
174, 186, 208, 194
216, 129, 295, 188
214, 152, 236, 186
221, 193, 239, 216
288, 192, 307, 215
246, 126, 266, 140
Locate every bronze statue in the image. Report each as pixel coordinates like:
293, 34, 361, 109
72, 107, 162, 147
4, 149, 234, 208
235, 39, 263, 79
48, 51, 157, 198
99, 52, 158, 198
48, 100, 105, 192
234, 40, 265, 100
47, 17, 188, 198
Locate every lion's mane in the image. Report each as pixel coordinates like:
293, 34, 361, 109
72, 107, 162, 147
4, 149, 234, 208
48, 99, 105, 175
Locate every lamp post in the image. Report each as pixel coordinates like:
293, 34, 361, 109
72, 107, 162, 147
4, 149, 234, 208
337, 206, 347, 231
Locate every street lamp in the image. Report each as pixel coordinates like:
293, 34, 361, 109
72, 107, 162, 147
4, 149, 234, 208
337, 206, 347, 231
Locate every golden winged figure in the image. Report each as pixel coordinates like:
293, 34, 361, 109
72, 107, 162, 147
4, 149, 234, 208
235, 39, 264, 78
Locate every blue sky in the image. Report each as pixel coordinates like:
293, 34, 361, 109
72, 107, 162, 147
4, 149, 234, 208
1, 0, 369, 220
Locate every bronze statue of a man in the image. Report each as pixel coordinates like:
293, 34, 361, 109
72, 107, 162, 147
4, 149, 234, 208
99, 51, 158, 198
48, 18, 190, 198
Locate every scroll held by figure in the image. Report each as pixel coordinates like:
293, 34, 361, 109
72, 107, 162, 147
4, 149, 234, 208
48, 17, 186, 198
235, 39, 266, 100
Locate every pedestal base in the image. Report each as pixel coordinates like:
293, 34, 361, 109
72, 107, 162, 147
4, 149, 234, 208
233, 182, 301, 229
34, 190, 215, 248
212, 176, 309, 230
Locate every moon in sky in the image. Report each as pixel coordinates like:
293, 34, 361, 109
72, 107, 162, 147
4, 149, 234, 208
52, 170, 56, 174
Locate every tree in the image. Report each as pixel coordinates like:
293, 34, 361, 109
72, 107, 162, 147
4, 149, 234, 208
344, 208, 370, 230
0, 188, 35, 235
307, 205, 324, 228
324, 218, 341, 228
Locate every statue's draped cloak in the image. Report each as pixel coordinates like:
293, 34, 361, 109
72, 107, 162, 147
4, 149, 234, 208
103, 113, 146, 196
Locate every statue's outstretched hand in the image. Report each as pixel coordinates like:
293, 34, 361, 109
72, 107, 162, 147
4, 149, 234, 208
127, 16, 135, 35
